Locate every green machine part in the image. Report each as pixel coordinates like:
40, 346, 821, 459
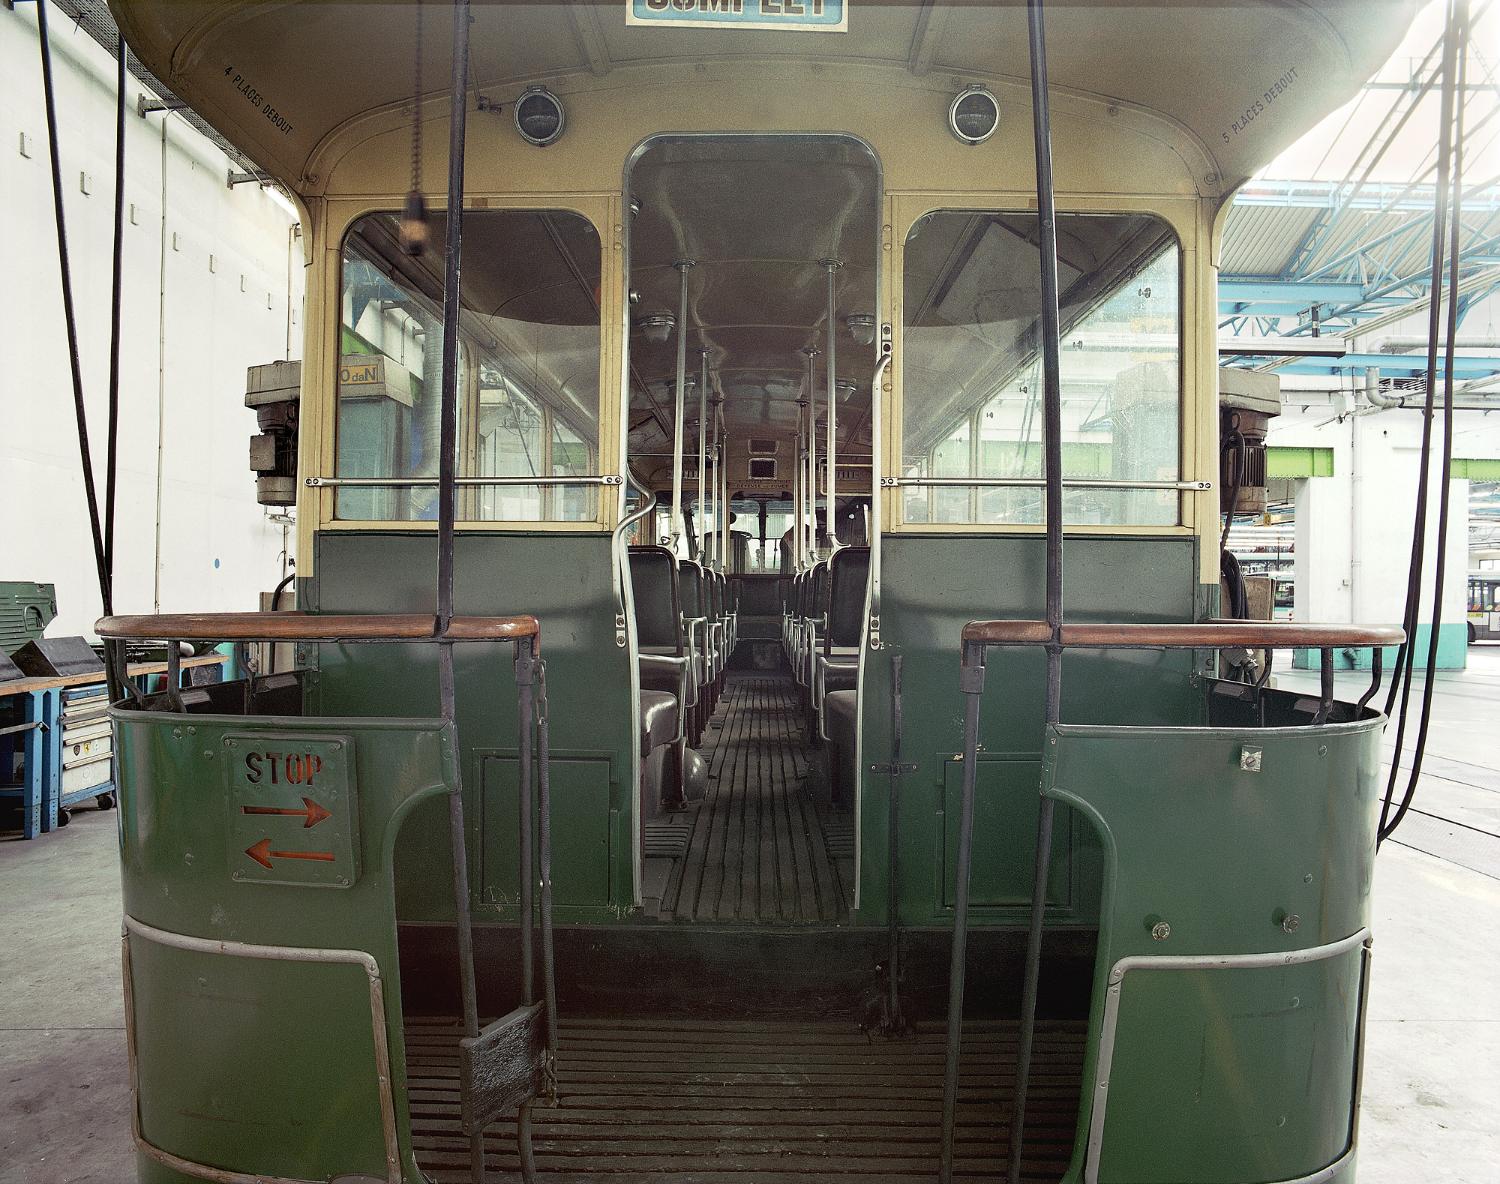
116, 709, 455, 1184
1045, 713, 1382, 1184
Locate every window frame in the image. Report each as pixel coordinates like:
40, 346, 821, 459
315, 198, 616, 534
888, 194, 1202, 539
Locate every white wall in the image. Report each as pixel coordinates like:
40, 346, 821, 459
1279, 408, 1475, 628
2, 5, 303, 638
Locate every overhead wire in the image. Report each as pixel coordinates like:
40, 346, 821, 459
34, 0, 125, 701
1381, 0, 1471, 844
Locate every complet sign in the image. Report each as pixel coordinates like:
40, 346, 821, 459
627, 0, 847, 34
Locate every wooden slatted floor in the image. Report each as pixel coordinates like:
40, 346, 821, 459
406, 1016, 1087, 1182
661, 675, 851, 924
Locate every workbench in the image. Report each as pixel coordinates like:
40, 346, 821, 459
0, 653, 228, 839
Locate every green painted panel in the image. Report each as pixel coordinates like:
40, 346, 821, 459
1266, 445, 1334, 478
129, 940, 387, 1180
1099, 952, 1362, 1183
1044, 713, 1382, 1183
114, 710, 456, 1184
860, 534, 1202, 928
940, 757, 1070, 907
481, 755, 614, 909
307, 532, 634, 923
1451, 456, 1500, 480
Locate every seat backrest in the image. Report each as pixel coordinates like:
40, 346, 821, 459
825, 547, 871, 651
628, 546, 682, 653
708, 571, 723, 618
810, 562, 829, 619
679, 561, 704, 621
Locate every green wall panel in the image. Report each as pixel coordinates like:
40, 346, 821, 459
306, 532, 634, 922
859, 534, 1204, 928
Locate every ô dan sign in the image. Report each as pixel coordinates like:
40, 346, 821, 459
627, 0, 848, 34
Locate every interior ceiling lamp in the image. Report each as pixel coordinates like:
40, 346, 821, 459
515, 86, 566, 147
637, 313, 677, 343
948, 85, 1000, 145
845, 313, 877, 346
835, 379, 859, 401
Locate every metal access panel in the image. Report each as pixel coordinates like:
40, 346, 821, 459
0, 582, 57, 657
12, 636, 103, 679
224, 733, 360, 888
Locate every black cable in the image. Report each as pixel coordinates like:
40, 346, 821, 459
1379, 0, 1464, 838
1219, 415, 1245, 557
36, 1, 113, 624
1382, 0, 1469, 844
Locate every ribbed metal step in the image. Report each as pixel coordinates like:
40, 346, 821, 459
405, 1015, 1085, 1182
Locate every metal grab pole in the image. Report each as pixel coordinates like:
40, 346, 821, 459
1010, 3, 1068, 1181
804, 347, 820, 558
670, 262, 694, 555
721, 402, 730, 570
516, 651, 538, 1183
429, 5, 486, 1182
939, 647, 986, 1184
793, 404, 805, 568
698, 349, 710, 565
824, 260, 841, 551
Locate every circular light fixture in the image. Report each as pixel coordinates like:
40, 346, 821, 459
948, 86, 1000, 146
835, 379, 859, 401
637, 313, 676, 344
845, 313, 877, 346
514, 86, 565, 147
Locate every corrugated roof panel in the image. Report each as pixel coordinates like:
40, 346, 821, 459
1222, 204, 1322, 275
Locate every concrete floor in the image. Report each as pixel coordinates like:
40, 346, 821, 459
2, 652, 1497, 1183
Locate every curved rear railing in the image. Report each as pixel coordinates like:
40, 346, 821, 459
942, 618, 1405, 1180
99, 609, 558, 1182
960, 618, 1405, 722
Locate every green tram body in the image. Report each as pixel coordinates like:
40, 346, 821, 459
103, 4, 1416, 1182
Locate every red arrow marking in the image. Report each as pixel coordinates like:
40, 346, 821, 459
240, 797, 332, 828
244, 838, 337, 870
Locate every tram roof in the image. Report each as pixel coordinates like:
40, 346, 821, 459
111, 1, 1414, 203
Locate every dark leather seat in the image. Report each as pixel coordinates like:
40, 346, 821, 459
639, 690, 679, 753
815, 546, 869, 734
824, 690, 858, 806
629, 546, 691, 807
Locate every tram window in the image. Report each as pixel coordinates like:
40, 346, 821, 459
902, 211, 1181, 527
336, 210, 601, 523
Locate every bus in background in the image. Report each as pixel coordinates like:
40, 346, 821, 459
1470, 571, 1500, 642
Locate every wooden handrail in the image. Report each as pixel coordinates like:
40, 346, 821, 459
961, 619, 1405, 650
96, 612, 540, 645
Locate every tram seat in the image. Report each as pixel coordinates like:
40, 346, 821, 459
823, 690, 858, 806
815, 546, 869, 741
639, 690, 679, 753
797, 562, 830, 699
677, 561, 716, 725
783, 571, 801, 660
628, 546, 692, 804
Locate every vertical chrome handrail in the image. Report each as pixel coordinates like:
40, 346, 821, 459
867, 330, 893, 650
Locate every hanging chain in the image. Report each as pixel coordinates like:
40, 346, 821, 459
400, 0, 428, 255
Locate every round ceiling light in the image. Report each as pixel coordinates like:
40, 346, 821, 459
637, 313, 676, 344
845, 313, 877, 346
515, 87, 566, 147
948, 86, 1000, 146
